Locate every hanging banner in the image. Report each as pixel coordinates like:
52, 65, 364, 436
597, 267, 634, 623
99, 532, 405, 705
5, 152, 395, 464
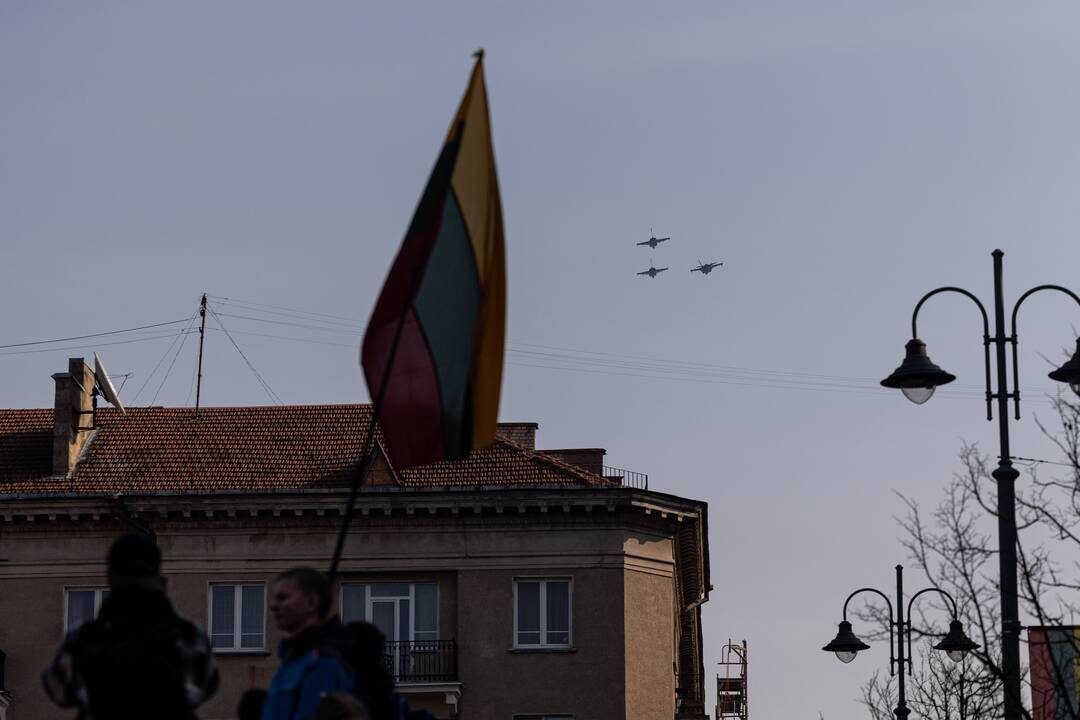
1029, 626, 1080, 720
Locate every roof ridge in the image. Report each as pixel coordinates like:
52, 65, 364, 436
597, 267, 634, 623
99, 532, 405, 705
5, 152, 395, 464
499, 437, 609, 487
0, 405, 615, 493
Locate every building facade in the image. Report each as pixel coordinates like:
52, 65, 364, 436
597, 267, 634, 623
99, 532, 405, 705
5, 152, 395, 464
0, 358, 711, 720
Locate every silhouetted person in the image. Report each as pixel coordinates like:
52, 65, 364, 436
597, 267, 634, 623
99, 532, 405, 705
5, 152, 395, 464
319, 622, 435, 720
42, 533, 219, 720
262, 568, 353, 720
313, 693, 369, 720
238, 688, 268, 720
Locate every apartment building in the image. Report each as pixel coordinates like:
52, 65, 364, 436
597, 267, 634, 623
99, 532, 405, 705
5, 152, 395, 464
0, 358, 711, 720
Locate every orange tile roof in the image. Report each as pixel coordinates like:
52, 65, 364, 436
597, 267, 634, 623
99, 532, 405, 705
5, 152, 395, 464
0, 408, 53, 483
0, 405, 610, 494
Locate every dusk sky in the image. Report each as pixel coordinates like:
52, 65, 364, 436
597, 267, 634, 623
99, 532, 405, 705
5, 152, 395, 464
5, 3, 1080, 717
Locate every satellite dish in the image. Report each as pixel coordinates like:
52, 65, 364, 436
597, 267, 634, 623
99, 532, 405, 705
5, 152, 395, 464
93, 352, 126, 414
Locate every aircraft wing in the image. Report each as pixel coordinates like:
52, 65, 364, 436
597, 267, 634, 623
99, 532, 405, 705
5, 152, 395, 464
690, 267, 701, 273
658, 237, 670, 242
636, 240, 650, 246
636, 270, 650, 275
657, 267, 669, 273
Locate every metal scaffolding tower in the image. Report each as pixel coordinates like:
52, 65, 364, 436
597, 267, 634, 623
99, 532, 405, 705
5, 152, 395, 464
716, 639, 748, 720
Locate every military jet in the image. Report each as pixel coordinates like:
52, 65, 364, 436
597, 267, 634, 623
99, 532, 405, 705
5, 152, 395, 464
637, 229, 670, 249
637, 264, 669, 278
690, 261, 724, 275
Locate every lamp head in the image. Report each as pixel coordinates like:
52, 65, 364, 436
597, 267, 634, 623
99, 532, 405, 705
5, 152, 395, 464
823, 620, 870, 664
1048, 338, 1080, 399
881, 338, 957, 404
933, 619, 979, 663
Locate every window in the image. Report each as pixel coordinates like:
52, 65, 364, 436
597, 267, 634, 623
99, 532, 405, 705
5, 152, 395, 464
341, 582, 440, 681
64, 588, 108, 633
209, 584, 265, 651
340, 582, 438, 642
514, 578, 571, 648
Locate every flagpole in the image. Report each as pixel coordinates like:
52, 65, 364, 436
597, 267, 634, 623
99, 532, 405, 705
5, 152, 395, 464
329, 49, 491, 584
328, 269, 419, 584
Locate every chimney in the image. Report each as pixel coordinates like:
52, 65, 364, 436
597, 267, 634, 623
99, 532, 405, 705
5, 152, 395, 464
496, 422, 538, 451
52, 357, 95, 477
538, 448, 607, 476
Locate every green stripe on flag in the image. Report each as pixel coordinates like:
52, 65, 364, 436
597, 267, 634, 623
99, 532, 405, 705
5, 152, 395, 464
412, 189, 483, 457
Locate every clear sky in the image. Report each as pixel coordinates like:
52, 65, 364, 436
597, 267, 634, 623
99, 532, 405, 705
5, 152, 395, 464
4, 2, 1080, 717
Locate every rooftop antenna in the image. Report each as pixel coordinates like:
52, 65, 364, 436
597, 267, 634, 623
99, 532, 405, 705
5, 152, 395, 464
195, 293, 207, 410
93, 352, 126, 414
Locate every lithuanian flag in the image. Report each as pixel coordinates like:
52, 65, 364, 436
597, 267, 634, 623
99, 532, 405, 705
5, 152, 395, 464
361, 52, 506, 470
1030, 626, 1080, 720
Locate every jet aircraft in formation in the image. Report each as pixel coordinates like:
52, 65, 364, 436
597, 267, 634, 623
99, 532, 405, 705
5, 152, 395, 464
690, 261, 724, 275
637, 264, 669, 278
637, 229, 670, 249
634, 230, 723, 278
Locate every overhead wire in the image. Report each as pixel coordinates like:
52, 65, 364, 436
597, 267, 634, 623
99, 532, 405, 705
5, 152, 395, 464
131, 308, 201, 404
198, 294, 1058, 404
115, 373, 132, 394
207, 295, 363, 326
201, 306, 903, 390
205, 327, 358, 349
214, 312, 360, 336
150, 315, 197, 406
0, 318, 191, 350
204, 306, 984, 392
1014, 456, 1079, 469
205, 305, 285, 405
504, 341, 1036, 394
2, 296, 1058, 405
204, 298, 338, 481
0, 329, 199, 357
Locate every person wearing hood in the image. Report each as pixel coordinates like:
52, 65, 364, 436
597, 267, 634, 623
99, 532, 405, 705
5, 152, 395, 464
42, 533, 219, 720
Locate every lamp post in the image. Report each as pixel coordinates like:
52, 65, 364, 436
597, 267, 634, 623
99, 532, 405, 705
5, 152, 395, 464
823, 564, 979, 720
880, 249, 1080, 719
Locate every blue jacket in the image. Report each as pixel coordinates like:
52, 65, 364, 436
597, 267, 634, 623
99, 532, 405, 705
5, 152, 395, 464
261, 637, 354, 720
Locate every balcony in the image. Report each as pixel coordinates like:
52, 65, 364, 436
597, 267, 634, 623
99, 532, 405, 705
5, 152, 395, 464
382, 640, 458, 684
603, 465, 649, 490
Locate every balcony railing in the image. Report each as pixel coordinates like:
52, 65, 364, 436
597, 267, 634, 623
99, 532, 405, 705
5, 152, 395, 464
603, 465, 649, 490
382, 640, 457, 684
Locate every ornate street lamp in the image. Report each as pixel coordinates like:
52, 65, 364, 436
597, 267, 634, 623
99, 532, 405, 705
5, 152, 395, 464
880, 338, 957, 405
880, 250, 1080, 720
1047, 338, 1080, 398
823, 565, 978, 720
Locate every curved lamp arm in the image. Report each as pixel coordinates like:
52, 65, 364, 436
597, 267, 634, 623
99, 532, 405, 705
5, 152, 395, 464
843, 587, 896, 672
1010, 285, 1080, 419
912, 287, 993, 420
905, 586, 960, 671
907, 586, 959, 620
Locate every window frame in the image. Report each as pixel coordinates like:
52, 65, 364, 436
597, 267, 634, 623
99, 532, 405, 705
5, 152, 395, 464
63, 586, 109, 634
207, 582, 266, 653
513, 577, 573, 650
338, 581, 439, 643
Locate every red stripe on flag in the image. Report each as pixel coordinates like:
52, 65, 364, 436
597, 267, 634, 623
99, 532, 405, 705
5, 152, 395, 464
372, 306, 447, 468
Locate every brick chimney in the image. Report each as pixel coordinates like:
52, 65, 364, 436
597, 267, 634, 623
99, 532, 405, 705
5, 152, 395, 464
496, 422, 538, 451
538, 448, 606, 476
52, 357, 95, 477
